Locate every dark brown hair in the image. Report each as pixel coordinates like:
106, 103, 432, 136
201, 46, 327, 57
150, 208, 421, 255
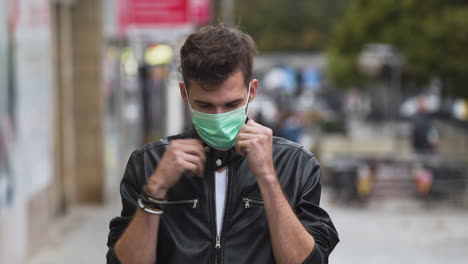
180, 24, 256, 90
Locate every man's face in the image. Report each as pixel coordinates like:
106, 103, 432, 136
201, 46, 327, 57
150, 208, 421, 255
179, 71, 258, 114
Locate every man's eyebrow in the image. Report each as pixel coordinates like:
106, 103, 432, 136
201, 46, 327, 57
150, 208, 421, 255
194, 100, 213, 105
225, 99, 243, 105
193, 98, 244, 105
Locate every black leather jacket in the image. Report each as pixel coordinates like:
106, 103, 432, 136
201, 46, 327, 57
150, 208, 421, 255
106, 128, 339, 263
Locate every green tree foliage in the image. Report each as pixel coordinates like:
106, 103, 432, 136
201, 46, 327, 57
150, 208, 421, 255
327, 0, 468, 97
230, 0, 349, 52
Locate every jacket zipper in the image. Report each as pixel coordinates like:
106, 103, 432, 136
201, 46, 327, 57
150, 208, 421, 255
213, 164, 233, 264
147, 198, 199, 208
242, 197, 264, 208
209, 162, 218, 263
215, 235, 221, 248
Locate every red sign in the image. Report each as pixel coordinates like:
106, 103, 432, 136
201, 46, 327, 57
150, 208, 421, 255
190, 0, 211, 25
119, 0, 211, 37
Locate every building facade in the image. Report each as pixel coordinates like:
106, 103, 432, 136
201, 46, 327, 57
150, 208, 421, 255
0, 0, 105, 262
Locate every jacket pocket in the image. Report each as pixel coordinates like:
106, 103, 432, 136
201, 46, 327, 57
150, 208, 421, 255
159, 198, 202, 222
157, 198, 200, 209
242, 197, 264, 208
228, 197, 266, 235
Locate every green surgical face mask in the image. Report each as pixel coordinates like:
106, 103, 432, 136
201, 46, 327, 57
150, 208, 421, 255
186, 83, 251, 150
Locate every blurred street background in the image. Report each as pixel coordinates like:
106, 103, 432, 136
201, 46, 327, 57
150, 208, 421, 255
1, 0, 468, 263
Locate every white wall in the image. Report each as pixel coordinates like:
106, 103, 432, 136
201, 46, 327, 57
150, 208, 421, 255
14, 0, 54, 198
0, 0, 54, 263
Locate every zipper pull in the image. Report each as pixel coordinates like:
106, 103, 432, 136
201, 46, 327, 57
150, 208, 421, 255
215, 235, 221, 249
243, 198, 250, 208
192, 199, 199, 208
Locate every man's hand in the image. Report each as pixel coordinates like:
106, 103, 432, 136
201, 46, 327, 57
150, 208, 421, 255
236, 120, 316, 264
235, 120, 275, 180
115, 139, 205, 264
146, 139, 206, 198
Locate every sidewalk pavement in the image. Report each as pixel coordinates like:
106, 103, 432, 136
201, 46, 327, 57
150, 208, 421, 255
27, 201, 120, 264
27, 190, 468, 264
329, 201, 468, 264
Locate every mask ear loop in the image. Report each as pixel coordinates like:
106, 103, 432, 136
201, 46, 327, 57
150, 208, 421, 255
184, 85, 194, 112
245, 81, 253, 116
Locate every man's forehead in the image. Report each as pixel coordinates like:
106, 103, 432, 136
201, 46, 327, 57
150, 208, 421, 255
187, 71, 247, 95
189, 85, 247, 100
188, 70, 244, 86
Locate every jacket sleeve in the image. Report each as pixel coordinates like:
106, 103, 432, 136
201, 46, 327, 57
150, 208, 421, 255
295, 155, 339, 264
106, 150, 144, 264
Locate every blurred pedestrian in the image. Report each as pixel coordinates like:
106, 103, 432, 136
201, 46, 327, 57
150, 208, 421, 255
276, 110, 304, 143
411, 96, 439, 154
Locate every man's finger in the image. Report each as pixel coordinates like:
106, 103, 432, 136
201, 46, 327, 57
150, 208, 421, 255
247, 119, 266, 129
180, 138, 204, 145
237, 132, 258, 141
235, 139, 252, 157
181, 159, 198, 175
179, 142, 206, 159
234, 141, 242, 157
248, 119, 264, 128
240, 124, 264, 135
179, 152, 205, 176
176, 139, 204, 150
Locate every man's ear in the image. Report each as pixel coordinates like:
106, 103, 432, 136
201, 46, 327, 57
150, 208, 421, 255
248, 79, 259, 103
179, 82, 188, 103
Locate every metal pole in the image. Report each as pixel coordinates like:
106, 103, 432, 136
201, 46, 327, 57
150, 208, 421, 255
221, 0, 234, 26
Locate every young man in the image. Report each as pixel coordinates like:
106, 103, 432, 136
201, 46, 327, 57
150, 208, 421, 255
107, 25, 339, 264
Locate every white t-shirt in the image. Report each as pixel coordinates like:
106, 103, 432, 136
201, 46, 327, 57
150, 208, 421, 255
215, 169, 228, 235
